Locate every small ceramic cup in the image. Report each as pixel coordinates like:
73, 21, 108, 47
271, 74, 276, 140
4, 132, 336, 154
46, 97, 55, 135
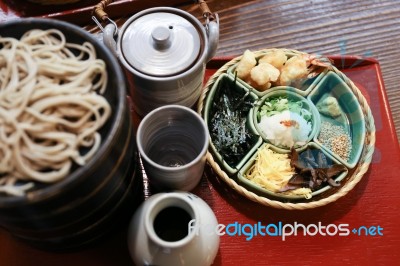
137, 105, 209, 191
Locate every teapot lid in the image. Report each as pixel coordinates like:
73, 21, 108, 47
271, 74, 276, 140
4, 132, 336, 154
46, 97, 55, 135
121, 11, 201, 77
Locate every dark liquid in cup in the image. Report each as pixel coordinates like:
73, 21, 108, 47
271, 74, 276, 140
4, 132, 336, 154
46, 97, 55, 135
147, 133, 200, 167
153, 206, 192, 242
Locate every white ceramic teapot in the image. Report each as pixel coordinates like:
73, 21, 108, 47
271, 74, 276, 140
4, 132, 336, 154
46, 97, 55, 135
93, 1, 219, 116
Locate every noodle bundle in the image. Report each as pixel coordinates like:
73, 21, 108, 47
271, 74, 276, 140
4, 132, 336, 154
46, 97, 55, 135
0, 29, 111, 196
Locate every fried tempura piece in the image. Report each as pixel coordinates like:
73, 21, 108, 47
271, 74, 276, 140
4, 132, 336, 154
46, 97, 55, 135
278, 55, 309, 86
278, 54, 333, 87
247, 63, 280, 91
236, 50, 257, 80
259, 50, 287, 69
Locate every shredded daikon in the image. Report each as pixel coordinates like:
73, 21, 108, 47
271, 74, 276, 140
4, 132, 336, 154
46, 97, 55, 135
258, 110, 311, 148
245, 145, 312, 198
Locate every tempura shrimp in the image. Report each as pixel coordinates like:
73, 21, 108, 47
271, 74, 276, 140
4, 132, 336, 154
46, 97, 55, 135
278, 54, 332, 86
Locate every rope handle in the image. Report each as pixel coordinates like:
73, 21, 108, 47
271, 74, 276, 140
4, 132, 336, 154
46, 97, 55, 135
93, 0, 113, 22
92, 0, 216, 22
194, 0, 216, 21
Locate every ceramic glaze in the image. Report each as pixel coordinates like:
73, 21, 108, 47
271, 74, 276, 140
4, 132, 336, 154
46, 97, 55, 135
103, 7, 219, 116
308, 72, 366, 168
137, 105, 209, 191
128, 192, 220, 266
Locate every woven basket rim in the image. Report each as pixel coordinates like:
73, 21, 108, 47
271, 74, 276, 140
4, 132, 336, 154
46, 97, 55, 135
197, 48, 376, 210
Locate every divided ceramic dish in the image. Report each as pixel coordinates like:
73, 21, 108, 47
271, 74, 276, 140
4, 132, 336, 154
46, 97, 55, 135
237, 143, 349, 201
202, 50, 367, 202
253, 89, 321, 152
203, 73, 263, 175
309, 72, 366, 168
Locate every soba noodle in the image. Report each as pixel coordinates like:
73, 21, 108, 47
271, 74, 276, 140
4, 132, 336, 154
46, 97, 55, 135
0, 29, 111, 196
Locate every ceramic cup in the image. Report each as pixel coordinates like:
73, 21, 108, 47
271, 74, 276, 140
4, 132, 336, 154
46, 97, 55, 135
137, 105, 209, 191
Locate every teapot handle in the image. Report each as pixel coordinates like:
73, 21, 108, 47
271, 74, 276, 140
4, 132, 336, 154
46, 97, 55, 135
92, 15, 119, 57
92, 0, 119, 57
194, 0, 219, 62
205, 14, 219, 63
103, 23, 118, 58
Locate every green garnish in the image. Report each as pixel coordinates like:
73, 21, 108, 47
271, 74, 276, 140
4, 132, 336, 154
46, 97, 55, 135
257, 97, 312, 121
210, 76, 257, 168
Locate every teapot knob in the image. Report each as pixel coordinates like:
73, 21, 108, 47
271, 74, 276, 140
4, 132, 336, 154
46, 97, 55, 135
152, 26, 171, 50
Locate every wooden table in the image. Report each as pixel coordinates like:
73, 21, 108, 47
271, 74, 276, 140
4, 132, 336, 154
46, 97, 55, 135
1, 0, 400, 265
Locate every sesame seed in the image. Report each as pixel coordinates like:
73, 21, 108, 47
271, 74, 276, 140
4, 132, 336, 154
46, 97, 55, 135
318, 121, 352, 161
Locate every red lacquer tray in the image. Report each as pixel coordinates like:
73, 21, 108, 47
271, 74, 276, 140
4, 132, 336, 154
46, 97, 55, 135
0, 56, 399, 265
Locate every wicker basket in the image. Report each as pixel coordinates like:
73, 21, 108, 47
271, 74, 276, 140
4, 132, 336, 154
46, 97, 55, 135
197, 48, 376, 210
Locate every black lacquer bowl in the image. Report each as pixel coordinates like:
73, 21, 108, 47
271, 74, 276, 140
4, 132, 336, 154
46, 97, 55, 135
0, 18, 141, 250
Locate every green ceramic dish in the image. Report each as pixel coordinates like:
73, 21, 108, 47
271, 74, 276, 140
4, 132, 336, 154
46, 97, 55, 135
308, 72, 366, 169
203, 73, 263, 176
237, 142, 349, 201
252, 89, 321, 152
200, 48, 370, 206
